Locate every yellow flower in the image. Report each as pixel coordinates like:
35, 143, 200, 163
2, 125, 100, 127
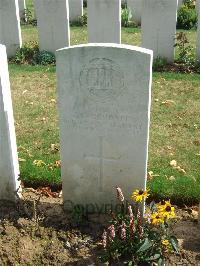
157, 200, 171, 211
162, 239, 170, 247
151, 212, 164, 225
156, 200, 171, 210
158, 201, 175, 219
162, 206, 175, 218
131, 188, 150, 202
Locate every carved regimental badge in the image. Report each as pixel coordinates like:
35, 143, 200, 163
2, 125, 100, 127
80, 58, 125, 102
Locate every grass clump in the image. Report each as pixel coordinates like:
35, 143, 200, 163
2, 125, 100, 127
11, 42, 55, 66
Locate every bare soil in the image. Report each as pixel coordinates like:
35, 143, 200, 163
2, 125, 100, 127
0, 188, 200, 266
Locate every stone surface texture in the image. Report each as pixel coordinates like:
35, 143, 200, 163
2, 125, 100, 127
196, 0, 200, 14
68, 0, 83, 22
87, 0, 121, 44
0, 0, 22, 58
127, 0, 142, 25
141, 0, 178, 62
56, 44, 153, 207
178, 0, 183, 8
34, 0, 70, 53
18, 0, 26, 17
196, 10, 200, 61
0, 45, 20, 201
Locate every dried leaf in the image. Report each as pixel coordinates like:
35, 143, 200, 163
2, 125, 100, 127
33, 160, 46, 167
176, 166, 186, 174
50, 143, 59, 153
170, 160, 177, 168
18, 158, 26, 162
36, 187, 58, 198
169, 176, 176, 181
147, 171, 154, 180
161, 100, 175, 106
50, 98, 56, 103
54, 160, 61, 168
193, 140, 200, 146
191, 210, 198, 219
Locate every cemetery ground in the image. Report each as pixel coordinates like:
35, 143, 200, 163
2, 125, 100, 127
1, 13, 200, 266
12, 25, 200, 204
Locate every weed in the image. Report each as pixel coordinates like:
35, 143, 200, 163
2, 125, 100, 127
175, 32, 194, 68
153, 57, 168, 72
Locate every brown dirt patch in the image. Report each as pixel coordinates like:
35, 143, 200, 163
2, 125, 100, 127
0, 189, 200, 265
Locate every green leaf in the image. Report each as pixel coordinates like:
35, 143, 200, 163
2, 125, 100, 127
137, 238, 153, 253
146, 253, 161, 261
170, 236, 179, 252
158, 257, 165, 266
148, 230, 159, 240
127, 261, 133, 266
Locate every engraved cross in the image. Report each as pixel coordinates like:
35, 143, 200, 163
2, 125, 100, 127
84, 136, 117, 192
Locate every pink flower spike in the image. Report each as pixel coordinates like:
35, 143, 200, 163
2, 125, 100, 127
102, 230, 107, 248
130, 217, 135, 238
108, 224, 115, 239
121, 222, 126, 240
116, 186, 124, 202
128, 205, 134, 219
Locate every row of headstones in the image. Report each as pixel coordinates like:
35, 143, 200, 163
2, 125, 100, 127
0, 41, 153, 207
2, 0, 200, 63
18, 0, 83, 22
0, 0, 83, 58
35, 0, 200, 63
127, 0, 184, 25
127, 0, 200, 25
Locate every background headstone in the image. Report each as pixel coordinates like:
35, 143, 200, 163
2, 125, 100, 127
127, 0, 142, 26
196, 0, 200, 14
141, 0, 178, 62
18, 0, 26, 19
178, 0, 183, 8
87, 0, 121, 43
0, 0, 22, 58
56, 44, 153, 207
0, 45, 20, 201
196, 10, 200, 62
34, 0, 70, 53
68, 0, 83, 22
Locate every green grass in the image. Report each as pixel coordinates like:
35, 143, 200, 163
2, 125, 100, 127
9, 63, 200, 202
148, 72, 200, 203
20, 24, 197, 55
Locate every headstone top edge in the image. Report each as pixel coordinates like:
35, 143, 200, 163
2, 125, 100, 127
56, 43, 153, 56
0, 44, 6, 51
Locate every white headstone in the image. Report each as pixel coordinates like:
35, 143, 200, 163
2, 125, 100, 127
56, 44, 153, 207
34, 0, 70, 54
68, 0, 83, 22
196, 0, 200, 14
141, 0, 178, 62
0, 45, 20, 201
0, 0, 22, 58
87, 0, 121, 44
127, 0, 142, 25
18, 0, 26, 18
196, 11, 200, 62
178, 0, 183, 8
